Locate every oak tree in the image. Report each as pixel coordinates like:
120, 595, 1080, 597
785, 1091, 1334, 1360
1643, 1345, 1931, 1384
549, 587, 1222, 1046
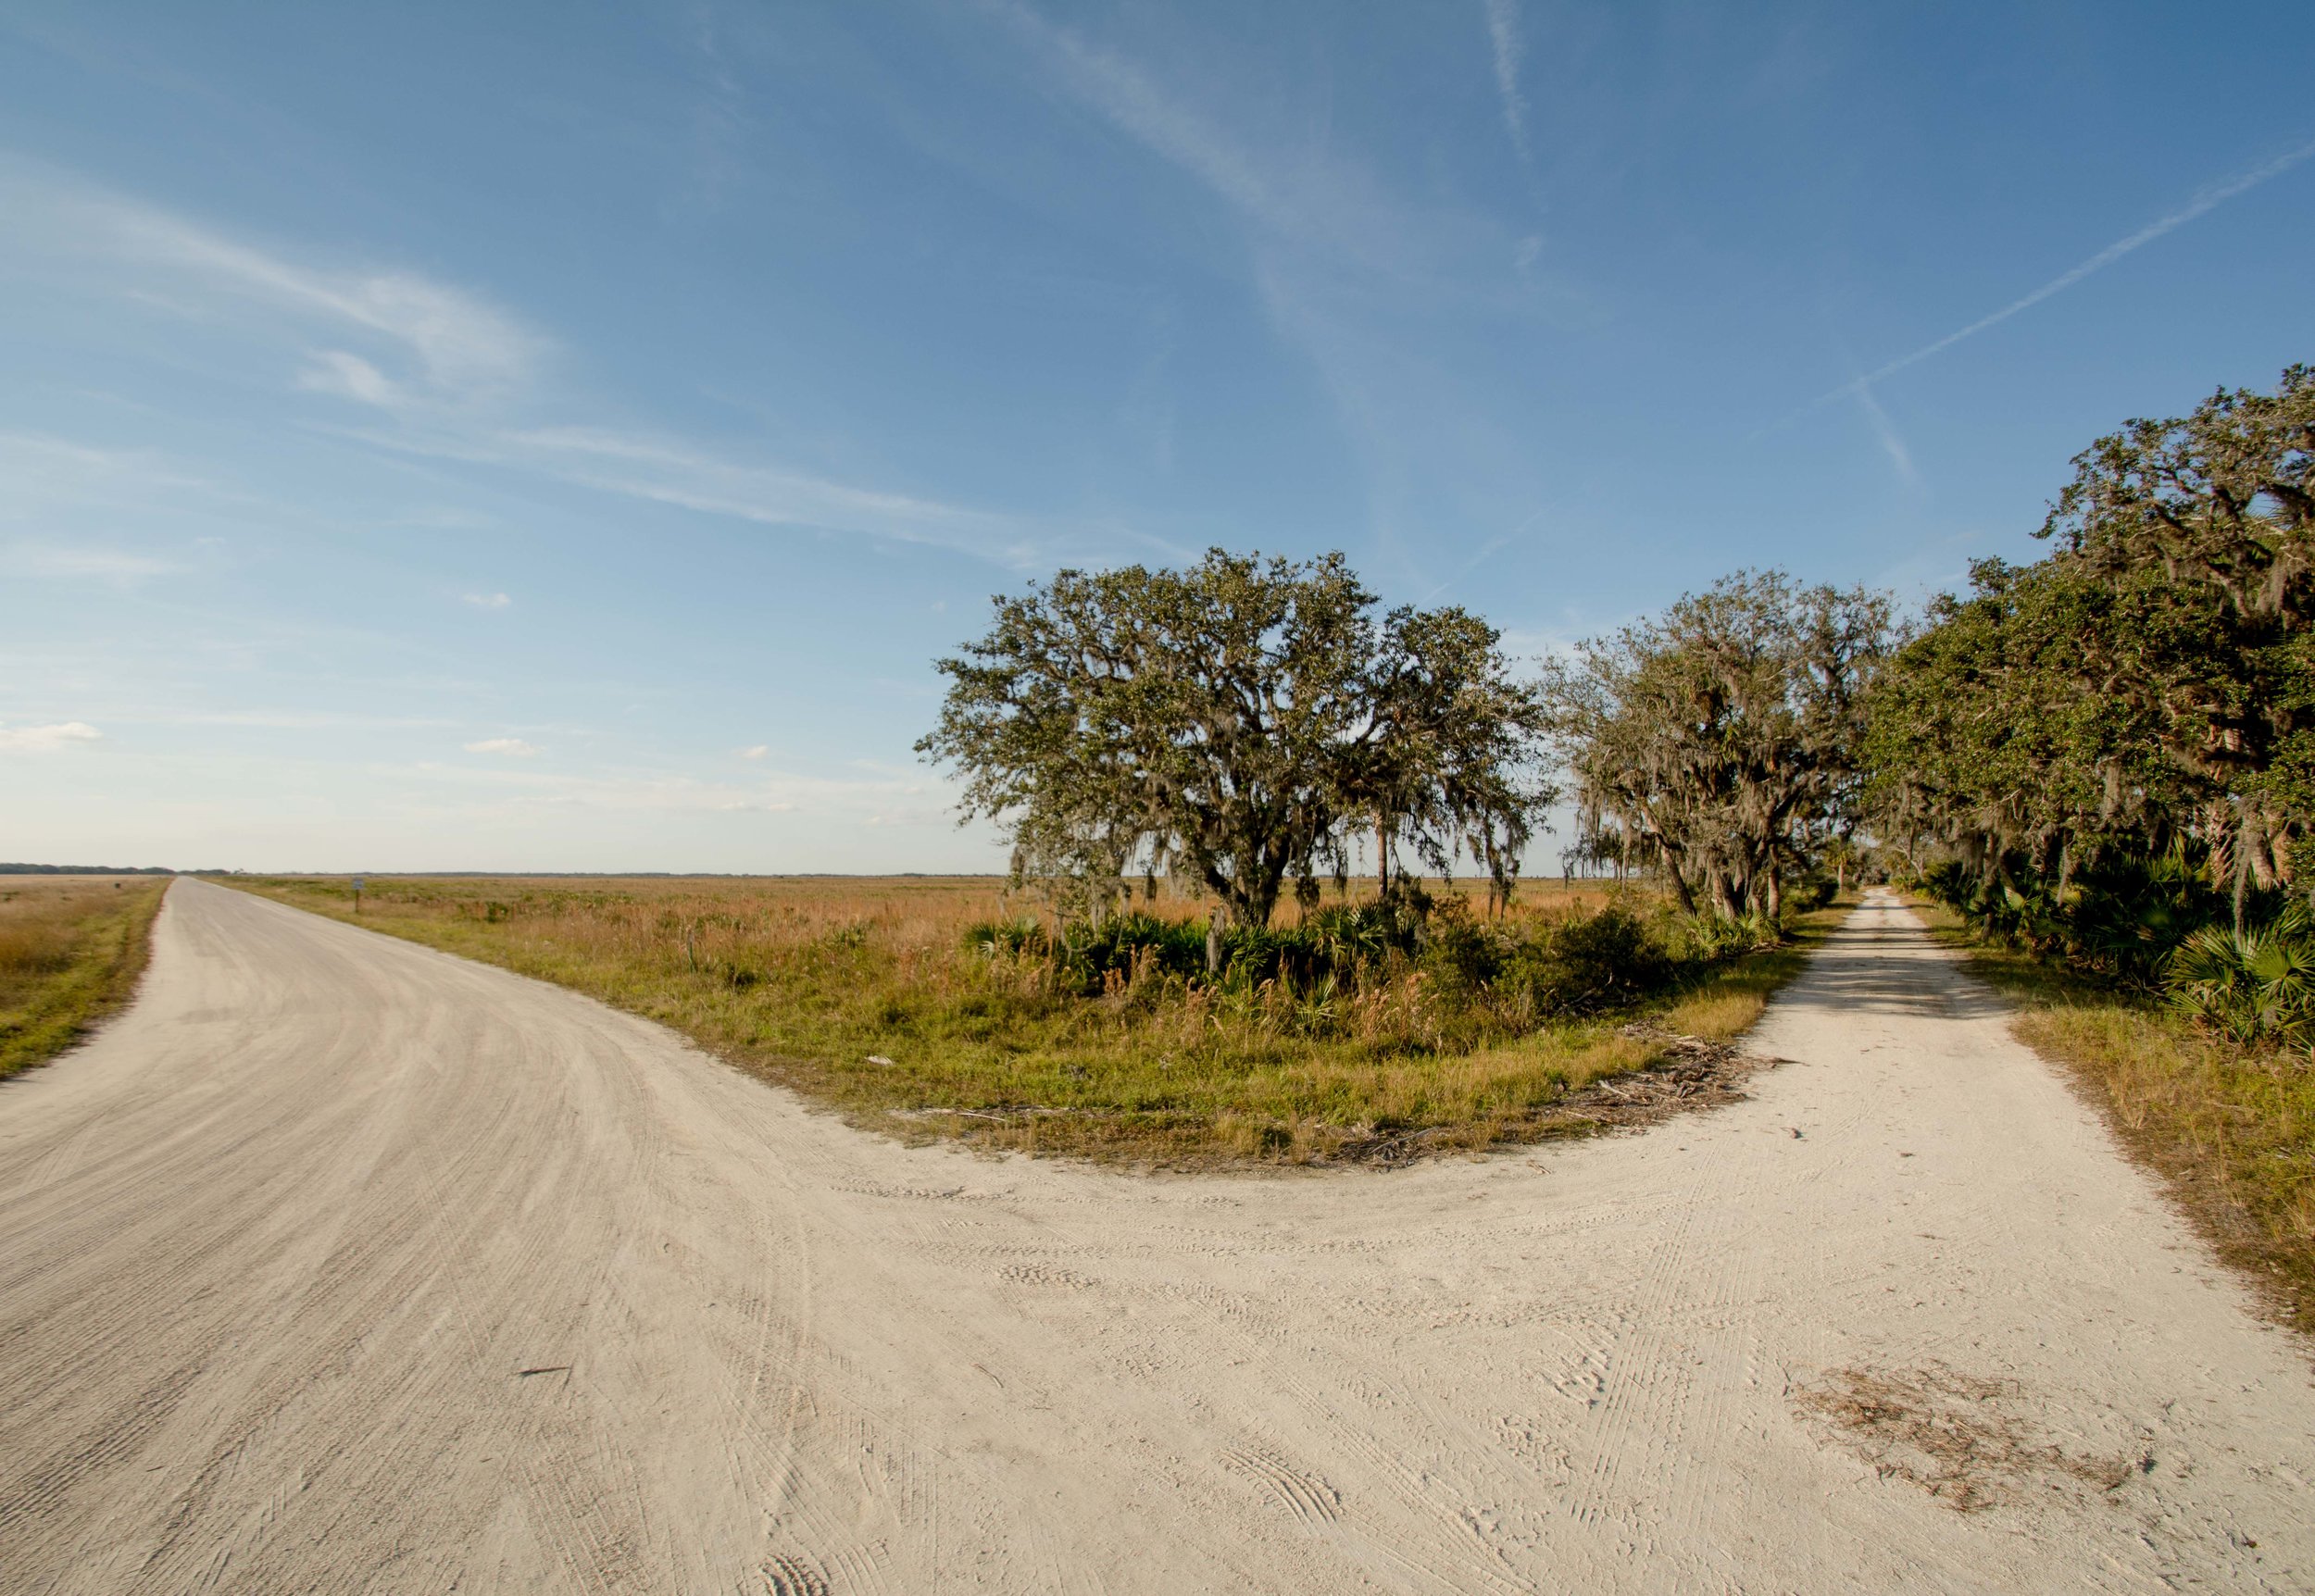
920, 549, 1554, 968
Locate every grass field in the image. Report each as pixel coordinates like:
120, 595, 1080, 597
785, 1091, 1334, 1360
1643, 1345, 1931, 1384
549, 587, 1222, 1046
231, 874, 1833, 1166
0, 875, 170, 1079
1916, 903, 2315, 1335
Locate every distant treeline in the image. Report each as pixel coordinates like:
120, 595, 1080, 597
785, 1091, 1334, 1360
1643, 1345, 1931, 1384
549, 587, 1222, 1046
1, 864, 174, 876
204, 871, 998, 880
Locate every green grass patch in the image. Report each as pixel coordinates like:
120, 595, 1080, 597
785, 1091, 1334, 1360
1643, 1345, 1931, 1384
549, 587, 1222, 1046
0, 876, 170, 1079
226, 874, 1835, 1168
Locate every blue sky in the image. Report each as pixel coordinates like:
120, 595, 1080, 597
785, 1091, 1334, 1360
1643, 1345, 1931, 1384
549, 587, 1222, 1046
5, 2, 2312, 872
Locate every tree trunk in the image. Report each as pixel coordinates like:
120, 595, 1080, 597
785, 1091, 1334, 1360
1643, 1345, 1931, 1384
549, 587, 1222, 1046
1206, 903, 1227, 976
2245, 806, 2281, 892
1374, 816, 1391, 900
1664, 855, 1697, 915
1764, 867, 1782, 919
1708, 868, 1738, 920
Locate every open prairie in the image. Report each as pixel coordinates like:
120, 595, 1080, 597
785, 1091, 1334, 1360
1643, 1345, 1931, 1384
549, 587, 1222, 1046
0, 874, 168, 1079
228, 872, 1808, 1166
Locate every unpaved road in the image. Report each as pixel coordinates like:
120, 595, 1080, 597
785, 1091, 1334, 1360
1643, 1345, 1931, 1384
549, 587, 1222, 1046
1, 881, 2309, 1593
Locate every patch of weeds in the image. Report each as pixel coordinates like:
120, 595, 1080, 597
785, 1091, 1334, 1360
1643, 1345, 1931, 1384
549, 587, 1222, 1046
1793, 1363, 2144, 1512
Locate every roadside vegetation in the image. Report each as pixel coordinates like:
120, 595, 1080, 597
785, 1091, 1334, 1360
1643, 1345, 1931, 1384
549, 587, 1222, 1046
232, 873, 1839, 1166
1916, 908, 2315, 1332
0, 875, 169, 1079
1861, 367, 2315, 1331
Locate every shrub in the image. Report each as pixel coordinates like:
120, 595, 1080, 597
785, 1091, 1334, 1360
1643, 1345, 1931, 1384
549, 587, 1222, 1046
963, 916, 1047, 959
1304, 900, 1419, 966
1912, 848, 2225, 983
1785, 872, 1838, 913
1417, 916, 1505, 994
1493, 907, 1676, 1017
1549, 907, 1675, 1010
2164, 905, 2315, 1048
1672, 911, 1781, 962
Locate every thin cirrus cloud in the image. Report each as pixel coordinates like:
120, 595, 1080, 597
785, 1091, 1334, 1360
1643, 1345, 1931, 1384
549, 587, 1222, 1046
2, 159, 546, 403
321, 418, 1069, 567
0, 721, 103, 752
6, 542, 181, 580
982, 2, 1581, 597
1797, 131, 2315, 417
2, 157, 1067, 567
0, 430, 214, 511
1482, 0, 1531, 165
461, 591, 513, 610
297, 349, 406, 408
985, 0, 1529, 301
462, 737, 540, 756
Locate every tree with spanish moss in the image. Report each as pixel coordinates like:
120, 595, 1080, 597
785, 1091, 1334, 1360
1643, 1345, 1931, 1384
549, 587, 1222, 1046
918, 549, 1556, 971
2040, 363, 2315, 910
1542, 570, 1892, 919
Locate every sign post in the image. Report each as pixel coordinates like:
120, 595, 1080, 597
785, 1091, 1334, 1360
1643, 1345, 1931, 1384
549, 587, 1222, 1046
353, 875, 365, 915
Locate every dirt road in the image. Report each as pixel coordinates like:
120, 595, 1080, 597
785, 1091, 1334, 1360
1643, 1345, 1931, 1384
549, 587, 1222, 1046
1, 880, 2308, 1592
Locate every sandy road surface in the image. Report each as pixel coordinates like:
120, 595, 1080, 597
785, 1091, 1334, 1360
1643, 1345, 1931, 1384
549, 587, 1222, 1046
1, 880, 2309, 1593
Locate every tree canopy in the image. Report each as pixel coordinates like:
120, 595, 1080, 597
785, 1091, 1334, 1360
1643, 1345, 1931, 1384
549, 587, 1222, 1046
1541, 570, 1892, 918
1860, 367, 2314, 943
920, 550, 1556, 966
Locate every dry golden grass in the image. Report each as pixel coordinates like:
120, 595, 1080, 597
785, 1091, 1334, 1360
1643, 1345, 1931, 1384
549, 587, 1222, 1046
1916, 902, 2315, 1336
0, 875, 169, 1079
229, 873, 1810, 1168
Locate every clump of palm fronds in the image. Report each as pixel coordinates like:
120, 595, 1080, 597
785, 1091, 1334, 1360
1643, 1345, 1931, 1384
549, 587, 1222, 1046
2163, 904, 2315, 1049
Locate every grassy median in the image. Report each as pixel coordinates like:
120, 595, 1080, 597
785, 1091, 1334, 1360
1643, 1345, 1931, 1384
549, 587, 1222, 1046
0, 875, 170, 1079
231, 874, 1835, 1167
1917, 904, 2315, 1336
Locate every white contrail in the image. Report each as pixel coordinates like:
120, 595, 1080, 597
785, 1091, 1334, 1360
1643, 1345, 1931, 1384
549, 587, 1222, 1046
1808, 133, 2315, 411
1483, 0, 1530, 165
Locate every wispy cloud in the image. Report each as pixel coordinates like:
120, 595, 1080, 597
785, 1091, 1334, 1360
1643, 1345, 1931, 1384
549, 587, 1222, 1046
463, 737, 540, 756
1482, 0, 1531, 165
0, 430, 212, 505
4, 159, 1070, 567
739, 744, 770, 759
985, 2, 1583, 592
986, 0, 1531, 298
461, 591, 512, 610
1, 157, 544, 405
6, 543, 181, 580
1807, 132, 2315, 412
1852, 382, 1919, 487
342, 421, 1051, 567
297, 349, 405, 407
0, 721, 103, 752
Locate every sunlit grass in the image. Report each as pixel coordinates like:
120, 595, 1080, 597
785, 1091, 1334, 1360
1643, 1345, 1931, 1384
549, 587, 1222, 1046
230, 873, 1824, 1166
0, 876, 169, 1079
